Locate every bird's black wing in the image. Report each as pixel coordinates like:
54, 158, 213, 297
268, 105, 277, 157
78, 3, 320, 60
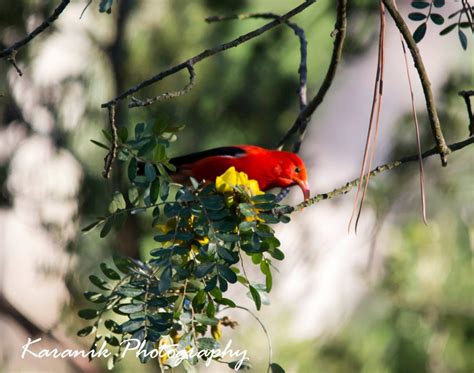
170, 146, 247, 168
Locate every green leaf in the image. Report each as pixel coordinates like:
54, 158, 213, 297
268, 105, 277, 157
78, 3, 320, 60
144, 163, 157, 182
160, 181, 170, 201
117, 303, 144, 314
105, 335, 120, 347
139, 340, 155, 364
269, 248, 285, 261
194, 314, 219, 325
195, 263, 215, 278
228, 360, 252, 370
251, 194, 276, 203
197, 337, 219, 350
192, 290, 207, 308
77, 325, 95, 337
128, 158, 137, 182
153, 232, 175, 242
216, 233, 239, 243
99, 0, 114, 13
413, 23, 427, 43
159, 265, 172, 293
238, 203, 256, 217
109, 192, 126, 213
218, 276, 228, 292
433, 0, 445, 7
117, 286, 144, 297
206, 298, 216, 317
214, 297, 236, 307
218, 265, 237, 283
249, 285, 261, 310
260, 261, 272, 292
239, 221, 255, 232
113, 255, 133, 274
257, 213, 279, 224
430, 13, 444, 25
89, 275, 111, 290
165, 123, 186, 133
164, 203, 181, 218
251, 253, 263, 265
100, 263, 121, 280
217, 246, 239, 264
84, 291, 107, 303
90, 139, 109, 150
458, 29, 468, 50
101, 129, 112, 143
120, 318, 144, 333
78, 309, 99, 320
439, 23, 456, 35
201, 195, 225, 211
411, 1, 430, 9
408, 12, 427, 21
100, 215, 115, 238
104, 319, 121, 333
270, 362, 286, 373
81, 220, 102, 233
118, 126, 128, 143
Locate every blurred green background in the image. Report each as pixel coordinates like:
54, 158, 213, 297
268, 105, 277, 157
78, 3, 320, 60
0, 1, 472, 372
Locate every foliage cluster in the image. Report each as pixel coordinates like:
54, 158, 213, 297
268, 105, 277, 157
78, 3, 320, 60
79, 121, 290, 371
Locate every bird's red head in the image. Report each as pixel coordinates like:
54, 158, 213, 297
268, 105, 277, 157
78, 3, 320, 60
273, 151, 310, 200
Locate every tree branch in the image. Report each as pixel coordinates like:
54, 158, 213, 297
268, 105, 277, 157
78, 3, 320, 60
277, 0, 347, 152
206, 12, 308, 110
0, 0, 71, 76
382, 0, 450, 166
286, 136, 474, 212
101, 0, 316, 109
0, 293, 99, 373
128, 63, 196, 108
459, 90, 474, 136
102, 105, 117, 179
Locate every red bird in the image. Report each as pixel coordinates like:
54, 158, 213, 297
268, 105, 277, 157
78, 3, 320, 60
170, 145, 310, 200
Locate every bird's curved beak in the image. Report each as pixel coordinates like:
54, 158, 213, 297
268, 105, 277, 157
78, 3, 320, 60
294, 178, 310, 200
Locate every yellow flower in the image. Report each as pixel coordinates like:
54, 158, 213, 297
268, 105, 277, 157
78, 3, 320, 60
215, 167, 263, 197
211, 322, 222, 341
157, 336, 173, 365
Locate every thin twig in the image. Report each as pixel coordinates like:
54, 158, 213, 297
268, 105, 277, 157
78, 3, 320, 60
382, 0, 450, 166
101, 1, 316, 109
349, 2, 386, 233
80, 0, 93, 19
129, 63, 196, 108
219, 305, 272, 372
461, 0, 474, 32
277, 0, 347, 152
206, 12, 308, 109
102, 105, 118, 179
292, 136, 474, 212
0, 0, 71, 76
397, 0, 427, 225
459, 90, 474, 136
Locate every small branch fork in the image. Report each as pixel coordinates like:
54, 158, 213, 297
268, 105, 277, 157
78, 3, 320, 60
382, 0, 450, 166
206, 13, 308, 110
0, 0, 71, 76
98, 1, 316, 178
100, 0, 316, 110
277, 0, 347, 153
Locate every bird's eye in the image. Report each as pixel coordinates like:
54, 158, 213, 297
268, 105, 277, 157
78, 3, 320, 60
295, 167, 301, 173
